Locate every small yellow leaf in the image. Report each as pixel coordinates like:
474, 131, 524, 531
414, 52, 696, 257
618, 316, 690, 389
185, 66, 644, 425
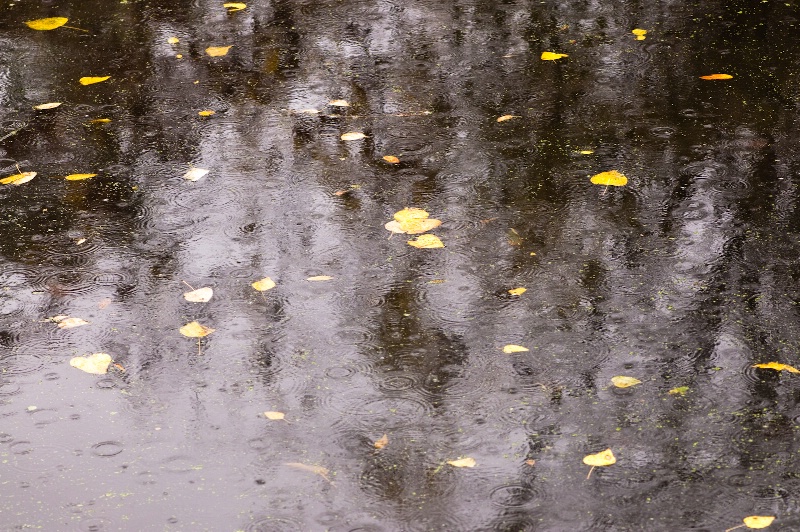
198, 110, 215, 117
206, 45, 232, 57
25, 17, 68, 30
252, 277, 276, 291
632, 28, 647, 40
329, 100, 350, 107
79, 76, 111, 85
179, 321, 215, 338
65, 173, 96, 181
69, 353, 112, 374
579, 150, 594, 155
590, 170, 628, 187
394, 207, 429, 224
508, 287, 527, 296
668, 386, 690, 395
611, 375, 642, 388
407, 234, 444, 249
307, 275, 333, 281
33, 102, 62, 110
583, 448, 616, 467
55, 317, 89, 329
503, 344, 529, 353
385, 218, 442, 235
383, 155, 400, 164
742, 516, 775, 529
700, 73, 733, 80
223, 2, 247, 11
753, 362, 800, 374
525, 459, 536, 466
264, 411, 285, 420
89, 118, 112, 124
0, 172, 36, 185
76, 238, 87, 245
183, 287, 213, 302
541, 51, 568, 60
497, 115, 518, 122
447, 457, 476, 468
167, 36, 180, 44
374, 434, 389, 449
183, 167, 209, 181
341, 132, 366, 141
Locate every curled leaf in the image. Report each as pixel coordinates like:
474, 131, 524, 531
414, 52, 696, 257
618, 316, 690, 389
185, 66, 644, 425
252, 277, 276, 291
503, 344, 529, 354
183, 287, 213, 302
447, 457, 476, 468
206, 45, 232, 57
407, 234, 444, 248
497, 115, 519, 122
583, 448, 616, 467
34, 102, 62, 110
590, 170, 627, 187
341, 132, 366, 141
25, 17, 68, 30
79, 76, 111, 85
700, 73, 733, 80
179, 321, 215, 337
70, 353, 112, 374
753, 362, 800, 374
541, 51, 568, 60
1, 172, 36, 185
611, 375, 642, 388
65, 173, 96, 181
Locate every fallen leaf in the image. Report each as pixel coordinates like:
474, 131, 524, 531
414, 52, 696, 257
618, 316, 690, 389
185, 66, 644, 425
525, 459, 536, 466
507, 228, 523, 246
56, 317, 90, 329
632, 28, 647, 40
179, 321, 215, 337
264, 411, 285, 420
668, 386, 689, 395
590, 170, 628, 187
98, 298, 112, 309
285, 462, 333, 483
0, 172, 36, 185
541, 51, 568, 60
742, 516, 775, 529
299, 108, 320, 114
611, 375, 642, 388
25, 17, 68, 30
307, 276, 333, 281
206, 45, 232, 57
383, 155, 400, 164
583, 448, 616, 467
374, 434, 389, 449
753, 362, 800, 374
333, 189, 349, 196
384, 219, 442, 235
447, 457, 476, 468
428, 279, 446, 284
113, 363, 125, 372
341, 132, 366, 141
329, 100, 350, 107
198, 110, 215, 117
34, 102, 62, 110
579, 150, 594, 155
700, 73, 733, 80
89, 118, 112, 124
252, 277, 276, 291
76, 238, 86, 245
497, 115, 519, 122
394, 207, 430, 224
503, 344, 529, 354
183, 167, 209, 181
64, 173, 96, 181
223, 2, 247, 11
167, 36, 180, 44
183, 287, 213, 302
79, 76, 111, 85
407, 234, 444, 248
70, 353, 112, 374
508, 287, 527, 296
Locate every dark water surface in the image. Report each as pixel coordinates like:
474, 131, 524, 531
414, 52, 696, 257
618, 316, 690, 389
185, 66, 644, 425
2, 0, 800, 530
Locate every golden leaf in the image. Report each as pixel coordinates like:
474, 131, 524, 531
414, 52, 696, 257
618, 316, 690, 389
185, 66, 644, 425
508, 287, 527, 296
65, 173, 96, 181
183, 287, 213, 302
742, 516, 775, 529
583, 448, 616, 467
264, 411, 285, 420
329, 99, 350, 107
632, 28, 647, 40
0, 172, 36, 185
385, 218, 442, 235
70, 353, 112, 374
590, 170, 627, 187
383, 155, 400, 164
579, 150, 594, 155
611, 375, 642, 388
307, 275, 333, 281
206, 45, 232, 57
407, 234, 444, 248
374, 434, 389, 449
198, 110, 215, 117
183, 167, 209, 181
252, 277, 276, 291
503, 344, 529, 354
700, 74, 733, 80
223, 2, 247, 11
179, 321, 215, 337
167, 36, 179, 44
753, 362, 800, 374
33, 102, 62, 110
394, 207, 429, 224
668, 386, 689, 395
89, 118, 111, 123
541, 51, 568, 60
497, 115, 519, 122
56, 317, 89, 329
25, 17, 68, 30
341, 132, 366, 141
79, 76, 111, 85
525, 459, 536, 466
447, 457, 476, 468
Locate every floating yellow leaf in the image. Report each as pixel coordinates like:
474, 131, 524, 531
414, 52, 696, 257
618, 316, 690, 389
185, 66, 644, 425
407, 234, 444, 248
285, 462, 333, 483
590, 170, 627, 187
70, 353, 112, 375
525, 459, 536, 466
0, 172, 36, 185
700, 73, 733, 80
668, 386, 689, 395
341, 132, 366, 141
307, 275, 333, 281
25, 17, 68, 30
497, 115, 519, 122
167, 36, 180, 44
611, 375, 642, 388
79, 76, 111, 85
632, 28, 647, 40
198, 110, 215, 117
183, 287, 213, 302
65, 173, 96, 181
541, 51, 568, 60
183, 167, 209, 181
508, 287, 527, 296
223, 2, 247, 11
447, 457, 476, 468
264, 411, 285, 420
374, 434, 389, 449
384, 218, 442, 235
383, 155, 400, 164
179, 321, 215, 338
299, 108, 320, 114
583, 448, 616, 467
579, 150, 594, 155
503, 344, 529, 353
329, 100, 350, 107
742, 516, 775, 529
753, 362, 800, 374
206, 45, 232, 57
55, 316, 89, 329
89, 118, 112, 124
394, 207, 429, 224
252, 277, 276, 291
33, 102, 62, 110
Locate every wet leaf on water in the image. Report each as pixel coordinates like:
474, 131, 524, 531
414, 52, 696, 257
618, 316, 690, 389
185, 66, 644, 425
700, 73, 733, 80
383, 155, 400, 164
183, 167, 209, 181
341, 132, 366, 141
394, 207, 429, 224
329, 99, 350, 107
447, 457, 476, 468
541, 51, 568, 60
79, 76, 111, 85
742, 516, 775, 529
503, 344, 529, 354
98, 298, 112, 309
374, 434, 389, 449
611, 375, 642, 388
508, 287, 527, 296
407, 234, 444, 248
307, 275, 333, 281
34, 102, 62, 110
668, 386, 689, 395
76, 238, 86, 245
70, 353, 112, 374
752, 362, 800, 374
579, 150, 594, 155
89, 118, 111, 124
167, 36, 179, 44
198, 110, 215, 117
299, 108, 320, 115
583, 448, 616, 467
507, 228, 523, 246
497, 115, 519, 122
632, 28, 647, 40
183, 287, 213, 302
252, 277, 276, 291
1, 172, 36, 185
206, 45, 232, 57
56, 317, 90, 329
25, 17, 68, 30
525, 459, 536, 466
223, 2, 247, 11
385, 207, 443, 235
65, 173, 96, 181
285, 462, 333, 483
264, 411, 285, 420
180, 321, 215, 337
590, 170, 628, 187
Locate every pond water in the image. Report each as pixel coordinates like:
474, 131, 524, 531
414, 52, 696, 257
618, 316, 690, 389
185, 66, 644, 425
2, 1, 800, 530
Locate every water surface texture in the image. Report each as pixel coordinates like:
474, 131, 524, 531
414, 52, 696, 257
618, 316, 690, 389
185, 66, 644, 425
2, 1, 800, 530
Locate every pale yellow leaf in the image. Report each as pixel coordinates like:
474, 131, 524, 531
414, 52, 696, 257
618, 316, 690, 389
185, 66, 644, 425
76, 238, 87, 245
65, 173, 96, 181
743, 516, 775, 529
198, 110, 215, 117
590, 170, 627, 187
223, 2, 247, 11
341, 132, 366, 141
284, 462, 332, 482
167, 36, 180, 44
0, 172, 36, 185
407, 234, 444, 248
611, 375, 642, 388
700, 73, 733, 80
206, 45, 232, 57
179, 321, 215, 337
33, 102, 62, 110
497, 115, 519, 122
70, 353, 112, 375
753, 362, 800, 374
25, 17, 68, 30
447, 457, 476, 468
374, 434, 389, 449
632, 28, 647, 40
183, 287, 213, 302
583, 448, 616, 467
264, 411, 285, 420
503, 344, 529, 353
252, 277, 276, 291
307, 275, 333, 281
79, 76, 111, 85
668, 386, 689, 395
385, 218, 442, 235
89, 118, 112, 124
183, 167, 209, 181
541, 51, 568, 60
508, 287, 527, 296
383, 155, 400, 164
329, 100, 350, 107
56, 317, 89, 329
299, 108, 320, 114
579, 150, 594, 155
